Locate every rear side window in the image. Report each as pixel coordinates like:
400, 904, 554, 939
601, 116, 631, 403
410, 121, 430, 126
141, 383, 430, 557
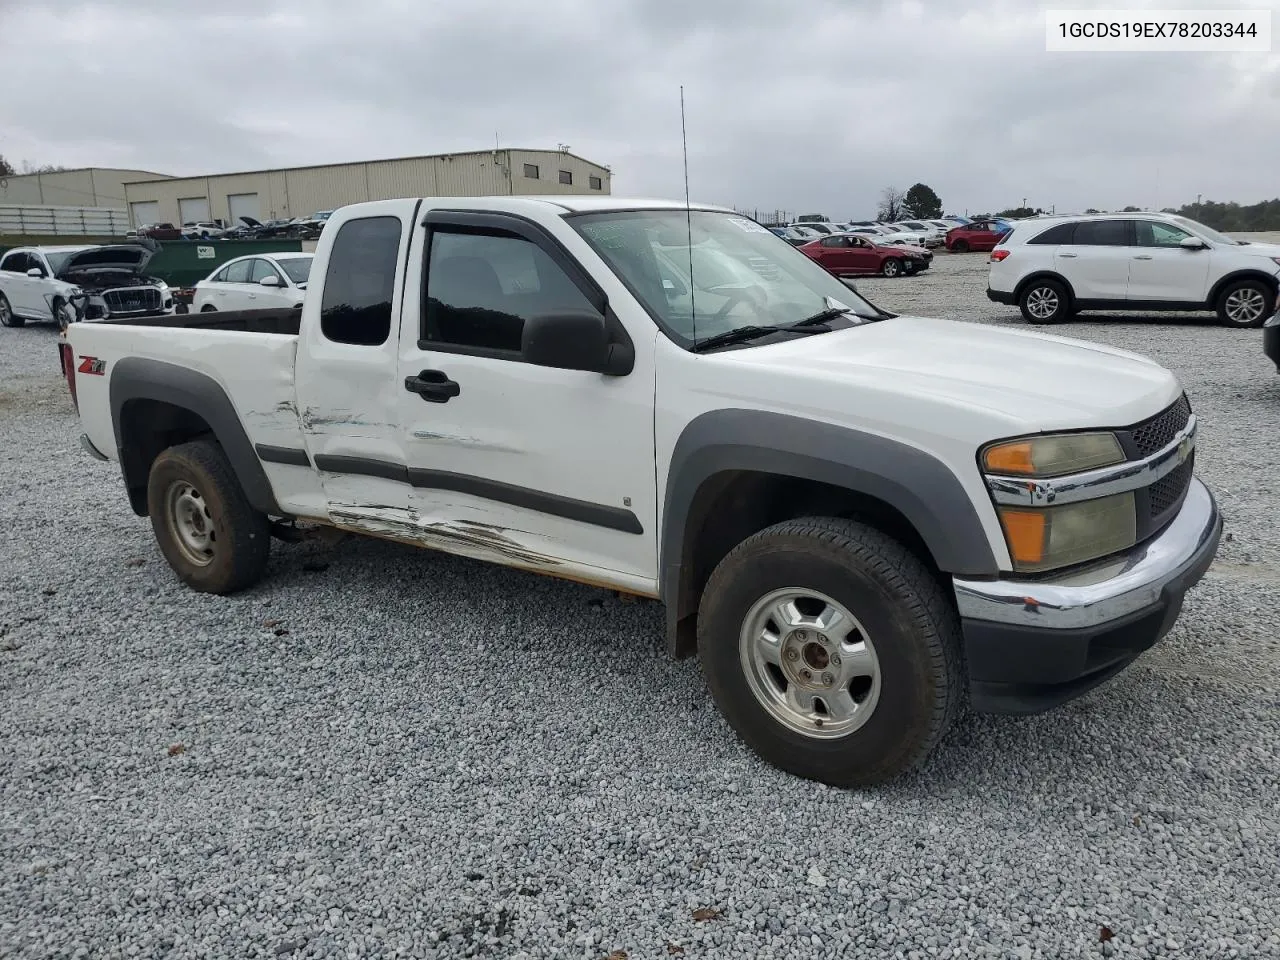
320, 216, 402, 346
1071, 220, 1130, 246
1027, 222, 1076, 245
423, 229, 597, 355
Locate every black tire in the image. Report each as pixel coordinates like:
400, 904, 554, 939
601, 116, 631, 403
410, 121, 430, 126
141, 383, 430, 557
950, 239, 969, 253
200, 304, 217, 313
901, 258, 915, 275
881, 258, 903, 278
1215, 278, 1274, 328
146, 438, 271, 594
1018, 278, 1070, 324
0, 292, 25, 328
697, 517, 964, 788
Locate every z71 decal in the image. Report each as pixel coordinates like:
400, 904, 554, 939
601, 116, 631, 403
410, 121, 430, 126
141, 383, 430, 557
77, 357, 106, 376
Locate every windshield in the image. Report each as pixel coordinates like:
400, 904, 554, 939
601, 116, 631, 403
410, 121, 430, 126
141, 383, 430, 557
43, 251, 79, 274
569, 210, 881, 344
1172, 215, 1241, 245
277, 256, 313, 284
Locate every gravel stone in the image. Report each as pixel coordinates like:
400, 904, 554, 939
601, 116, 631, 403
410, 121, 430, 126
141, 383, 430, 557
2, 250, 1278, 958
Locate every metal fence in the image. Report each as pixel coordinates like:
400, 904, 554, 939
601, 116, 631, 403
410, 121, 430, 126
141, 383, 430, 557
0, 205, 131, 237
732, 207, 796, 227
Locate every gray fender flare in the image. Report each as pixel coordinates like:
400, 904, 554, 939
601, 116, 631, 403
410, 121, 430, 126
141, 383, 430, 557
108, 356, 281, 517
660, 409, 999, 653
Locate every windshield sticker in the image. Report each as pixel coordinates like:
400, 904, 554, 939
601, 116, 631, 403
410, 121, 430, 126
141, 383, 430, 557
727, 217, 770, 234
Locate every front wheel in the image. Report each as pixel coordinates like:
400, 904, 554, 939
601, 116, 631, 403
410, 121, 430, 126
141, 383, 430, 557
697, 517, 964, 788
881, 258, 903, 278
147, 438, 271, 594
0, 292, 24, 328
1216, 279, 1273, 328
1019, 279, 1070, 324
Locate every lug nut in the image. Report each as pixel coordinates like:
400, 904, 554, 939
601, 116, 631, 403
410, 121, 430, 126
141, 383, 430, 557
785, 649, 799, 661
795, 630, 807, 641
831, 655, 841, 667
822, 673, 834, 686
801, 669, 812, 681
818, 634, 829, 645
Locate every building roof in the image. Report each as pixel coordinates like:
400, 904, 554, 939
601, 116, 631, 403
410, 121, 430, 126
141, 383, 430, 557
125, 149, 611, 186
0, 167, 171, 181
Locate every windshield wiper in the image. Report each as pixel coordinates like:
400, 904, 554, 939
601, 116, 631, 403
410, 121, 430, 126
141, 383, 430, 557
691, 323, 829, 353
786, 306, 851, 329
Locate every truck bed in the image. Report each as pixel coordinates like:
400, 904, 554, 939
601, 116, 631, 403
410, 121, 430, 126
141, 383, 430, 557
89, 306, 302, 336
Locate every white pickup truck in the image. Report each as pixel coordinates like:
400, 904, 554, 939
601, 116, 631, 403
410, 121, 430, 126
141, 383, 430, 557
64, 196, 1221, 787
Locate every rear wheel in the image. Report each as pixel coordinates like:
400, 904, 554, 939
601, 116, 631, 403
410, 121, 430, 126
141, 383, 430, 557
1019, 279, 1070, 324
1216, 279, 1273, 328
881, 258, 903, 278
147, 438, 271, 594
697, 517, 964, 787
950, 239, 969, 253
0, 292, 24, 328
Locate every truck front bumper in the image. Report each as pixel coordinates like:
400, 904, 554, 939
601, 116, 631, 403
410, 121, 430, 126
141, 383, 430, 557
953, 477, 1221, 714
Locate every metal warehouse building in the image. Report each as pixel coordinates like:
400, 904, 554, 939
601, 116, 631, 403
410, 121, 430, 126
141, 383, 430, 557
122, 149, 613, 228
0, 167, 172, 209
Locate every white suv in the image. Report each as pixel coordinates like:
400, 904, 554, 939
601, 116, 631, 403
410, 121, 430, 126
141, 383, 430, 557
987, 213, 1280, 328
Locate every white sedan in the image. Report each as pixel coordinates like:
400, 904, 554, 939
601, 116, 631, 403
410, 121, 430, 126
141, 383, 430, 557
192, 253, 313, 312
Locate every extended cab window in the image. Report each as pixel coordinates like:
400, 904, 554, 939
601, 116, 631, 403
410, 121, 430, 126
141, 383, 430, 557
320, 215, 402, 346
422, 230, 596, 355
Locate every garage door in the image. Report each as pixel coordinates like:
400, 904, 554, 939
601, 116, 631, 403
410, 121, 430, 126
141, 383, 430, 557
130, 200, 160, 227
227, 193, 260, 225
178, 197, 211, 224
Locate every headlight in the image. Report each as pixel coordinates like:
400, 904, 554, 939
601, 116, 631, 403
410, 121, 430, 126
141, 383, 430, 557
997, 492, 1137, 573
982, 432, 1124, 477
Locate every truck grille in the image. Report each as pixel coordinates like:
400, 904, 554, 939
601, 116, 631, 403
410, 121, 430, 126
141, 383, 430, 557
104, 287, 163, 315
1149, 451, 1193, 517
1130, 394, 1191, 457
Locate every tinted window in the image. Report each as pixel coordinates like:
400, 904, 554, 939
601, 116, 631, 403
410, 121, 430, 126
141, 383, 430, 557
1, 252, 30, 273
250, 258, 280, 283
1071, 220, 1130, 246
1028, 222, 1076, 245
320, 215, 402, 346
224, 260, 252, 283
423, 230, 597, 355
1135, 220, 1192, 247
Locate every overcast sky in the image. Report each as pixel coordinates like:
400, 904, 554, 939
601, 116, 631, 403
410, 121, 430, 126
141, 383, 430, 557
2, 0, 1276, 218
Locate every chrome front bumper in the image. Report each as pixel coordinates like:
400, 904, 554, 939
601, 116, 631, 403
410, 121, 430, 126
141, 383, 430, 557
953, 477, 1221, 712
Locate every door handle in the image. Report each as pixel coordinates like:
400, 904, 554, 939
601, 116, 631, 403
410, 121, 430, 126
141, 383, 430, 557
405, 369, 460, 403
1058, 253, 1077, 258
1133, 255, 1153, 260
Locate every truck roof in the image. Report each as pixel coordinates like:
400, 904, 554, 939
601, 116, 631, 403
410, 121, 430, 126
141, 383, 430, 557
338, 196, 736, 217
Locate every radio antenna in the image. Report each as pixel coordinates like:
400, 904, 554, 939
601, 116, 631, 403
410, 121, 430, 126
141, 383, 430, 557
681, 85, 696, 344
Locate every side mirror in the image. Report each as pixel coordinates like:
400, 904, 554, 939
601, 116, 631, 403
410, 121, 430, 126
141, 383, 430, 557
1180, 236, 1208, 250
26, 267, 44, 279
259, 275, 281, 287
522, 309, 633, 376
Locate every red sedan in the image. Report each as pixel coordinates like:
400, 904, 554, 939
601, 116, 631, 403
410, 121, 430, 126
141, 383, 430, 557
799, 233, 932, 278
944, 219, 1011, 253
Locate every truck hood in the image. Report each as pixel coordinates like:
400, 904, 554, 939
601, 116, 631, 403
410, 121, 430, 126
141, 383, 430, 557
56, 243, 157, 278
722, 315, 1180, 433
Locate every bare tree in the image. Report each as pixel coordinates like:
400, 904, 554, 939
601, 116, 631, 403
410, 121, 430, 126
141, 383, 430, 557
876, 186, 907, 222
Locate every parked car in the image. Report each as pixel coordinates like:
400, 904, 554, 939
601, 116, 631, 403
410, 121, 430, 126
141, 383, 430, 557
787, 222, 845, 236
138, 222, 183, 241
986, 212, 1280, 327
61, 195, 1221, 788
182, 221, 226, 239
191, 253, 313, 312
945, 219, 1011, 252
0, 241, 174, 328
891, 221, 946, 248
1265, 308, 1280, 371
800, 233, 932, 278
848, 226, 925, 248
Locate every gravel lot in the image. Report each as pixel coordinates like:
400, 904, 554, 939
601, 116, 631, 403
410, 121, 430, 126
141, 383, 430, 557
2, 250, 1278, 959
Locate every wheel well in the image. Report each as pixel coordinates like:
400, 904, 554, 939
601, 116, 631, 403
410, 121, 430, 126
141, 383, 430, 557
1013, 271, 1074, 304
668, 470, 946, 658
1207, 270, 1279, 306
118, 398, 215, 515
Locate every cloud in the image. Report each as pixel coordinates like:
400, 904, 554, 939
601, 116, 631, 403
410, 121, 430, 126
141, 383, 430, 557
1, 0, 1276, 217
